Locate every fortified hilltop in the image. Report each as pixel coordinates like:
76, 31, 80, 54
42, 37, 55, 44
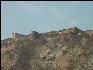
2, 27, 93, 70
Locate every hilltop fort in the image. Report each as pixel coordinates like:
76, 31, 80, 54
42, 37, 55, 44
11, 27, 93, 41
1, 27, 93, 70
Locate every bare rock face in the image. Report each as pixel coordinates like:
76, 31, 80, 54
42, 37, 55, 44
1, 27, 93, 70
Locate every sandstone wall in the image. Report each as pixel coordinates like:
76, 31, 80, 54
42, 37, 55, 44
85, 30, 93, 35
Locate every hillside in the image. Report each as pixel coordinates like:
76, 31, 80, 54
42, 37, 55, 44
1, 27, 93, 70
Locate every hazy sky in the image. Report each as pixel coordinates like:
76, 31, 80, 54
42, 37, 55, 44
1, 1, 93, 40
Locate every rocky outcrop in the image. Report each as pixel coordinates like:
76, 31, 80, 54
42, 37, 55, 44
1, 27, 93, 70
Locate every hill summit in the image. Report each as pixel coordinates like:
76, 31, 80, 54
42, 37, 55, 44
1, 27, 93, 70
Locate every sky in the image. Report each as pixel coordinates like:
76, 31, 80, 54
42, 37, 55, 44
1, 1, 93, 40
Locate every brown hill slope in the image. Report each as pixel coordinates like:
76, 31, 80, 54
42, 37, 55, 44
1, 27, 93, 70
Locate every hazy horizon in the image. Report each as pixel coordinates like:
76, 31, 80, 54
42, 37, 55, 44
1, 1, 93, 40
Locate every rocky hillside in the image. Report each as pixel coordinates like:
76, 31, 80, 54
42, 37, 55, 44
1, 27, 93, 70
